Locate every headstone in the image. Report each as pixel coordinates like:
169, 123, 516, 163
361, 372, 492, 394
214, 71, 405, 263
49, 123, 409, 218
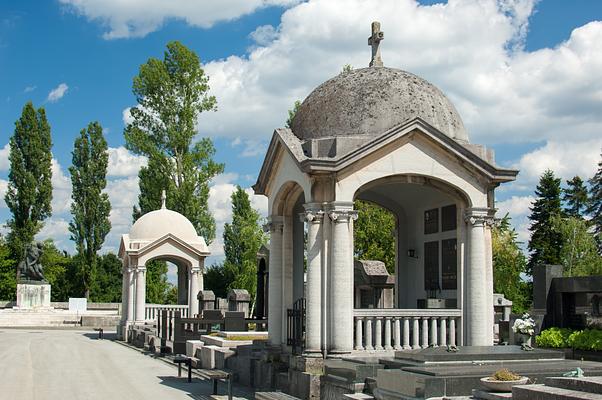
228, 289, 251, 317
533, 264, 563, 311
354, 260, 395, 309
198, 290, 215, 315
224, 311, 246, 331
69, 298, 87, 313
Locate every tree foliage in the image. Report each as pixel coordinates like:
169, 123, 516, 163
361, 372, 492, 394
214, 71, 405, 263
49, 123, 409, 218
145, 260, 171, 304
69, 121, 111, 299
39, 240, 72, 301
588, 151, 602, 249
5, 102, 53, 263
563, 176, 589, 219
0, 236, 17, 301
221, 187, 267, 302
204, 263, 229, 299
286, 100, 301, 129
527, 169, 563, 275
354, 200, 396, 273
492, 215, 530, 313
551, 215, 602, 277
125, 41, 223, 243
90, 253, 123, 303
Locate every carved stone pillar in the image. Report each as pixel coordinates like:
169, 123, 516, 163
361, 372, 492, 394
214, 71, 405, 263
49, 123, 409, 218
127, 266, 135, 322
134, 266, 146, 322
266, 217, 284, 346
189, 267, 201, 317
328, 205, 358, 353
302, 205, 324, 356
465, 207, 495, 345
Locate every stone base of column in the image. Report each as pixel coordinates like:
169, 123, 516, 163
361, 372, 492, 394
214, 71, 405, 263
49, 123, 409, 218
302, 349, 323, 358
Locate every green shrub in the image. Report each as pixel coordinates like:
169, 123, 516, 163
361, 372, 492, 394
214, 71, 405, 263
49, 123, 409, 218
568, 329, 602, 351
536, 327, 573, 348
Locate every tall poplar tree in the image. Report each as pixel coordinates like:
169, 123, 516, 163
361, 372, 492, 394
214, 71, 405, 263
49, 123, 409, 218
222, 186, 266, 302
5, 102, 53, 264
69, 121, 111, 299
125, 41, 223, 243
587, 151, 602, 249
354, 200, 396, 273
527, 169, 563, 275
563, 176, 589, 219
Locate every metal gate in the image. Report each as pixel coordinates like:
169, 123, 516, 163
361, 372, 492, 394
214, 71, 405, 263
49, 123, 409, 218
287, 298, 306, 354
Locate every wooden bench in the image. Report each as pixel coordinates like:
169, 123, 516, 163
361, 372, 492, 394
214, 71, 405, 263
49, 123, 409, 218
197, 369, 232, 400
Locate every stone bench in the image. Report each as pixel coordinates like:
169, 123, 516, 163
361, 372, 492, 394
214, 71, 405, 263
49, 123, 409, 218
255, 391, 301, 400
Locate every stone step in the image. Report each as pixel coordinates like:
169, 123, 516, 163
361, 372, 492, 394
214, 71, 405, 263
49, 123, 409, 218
546, 377, 602, 394
513, 384, 602, 400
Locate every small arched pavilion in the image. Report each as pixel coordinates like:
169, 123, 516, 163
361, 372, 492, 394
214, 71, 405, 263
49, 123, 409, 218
118, 193, 210, 338
253, 22, 518, 355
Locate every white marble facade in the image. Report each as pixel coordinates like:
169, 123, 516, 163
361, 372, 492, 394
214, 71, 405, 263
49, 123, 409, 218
253, 30, 517, 353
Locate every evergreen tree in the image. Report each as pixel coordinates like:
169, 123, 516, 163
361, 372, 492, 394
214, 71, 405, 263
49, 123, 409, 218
354, 200, 396, 273
563, 176, 589, 219
125, 41, 223, 243
492, 214, 530, 313
5, 102, 53, 264
69, 122, 111, 299
222, 187, 266, 303
587, 151, 602, 249
527, 169, 563, 275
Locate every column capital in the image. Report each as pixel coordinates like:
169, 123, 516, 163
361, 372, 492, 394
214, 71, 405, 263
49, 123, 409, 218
190, 267, 201, 275
464, 207, 495, 227
263, 216, 284, 233
300, 209, 324, 223
134, 265, 146, 273
328, 209, 358, 223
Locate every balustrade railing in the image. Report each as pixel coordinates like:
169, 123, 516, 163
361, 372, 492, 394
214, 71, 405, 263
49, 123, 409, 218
353, 309, 461, 350
145, 304, 189, 321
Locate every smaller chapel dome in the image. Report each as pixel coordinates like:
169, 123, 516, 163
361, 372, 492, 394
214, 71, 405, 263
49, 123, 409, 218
129, 208, 199, 241
291, 67, 469, 143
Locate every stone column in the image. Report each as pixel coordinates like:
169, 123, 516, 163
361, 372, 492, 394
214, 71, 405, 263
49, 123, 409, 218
302, 205, 324, 356
120, 266, 129, 323
189, 267, 201, 317
135, 266, 146, 323
328, 205, 357, 353
127, 267, 135, 322
267, 217, 284, 346
465, 208, 495, 346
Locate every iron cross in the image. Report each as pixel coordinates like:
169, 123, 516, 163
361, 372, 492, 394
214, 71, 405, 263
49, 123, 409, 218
368, 21, 384, 67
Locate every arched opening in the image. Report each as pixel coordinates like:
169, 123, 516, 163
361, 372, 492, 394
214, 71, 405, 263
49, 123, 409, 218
144, 255, 192, 306
353, 174, 470, 310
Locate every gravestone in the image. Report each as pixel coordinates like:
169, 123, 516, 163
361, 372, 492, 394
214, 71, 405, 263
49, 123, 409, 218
197, 290, 215, 315
228, 289, 251, 318
354, 260, 394, 309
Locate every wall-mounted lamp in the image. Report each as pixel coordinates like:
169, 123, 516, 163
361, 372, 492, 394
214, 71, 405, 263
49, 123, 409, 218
407, 249, 418, 258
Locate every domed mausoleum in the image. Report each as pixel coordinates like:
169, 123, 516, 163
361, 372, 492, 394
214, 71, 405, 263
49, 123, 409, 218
117, 191, 209, 338
254, 22, 518, 354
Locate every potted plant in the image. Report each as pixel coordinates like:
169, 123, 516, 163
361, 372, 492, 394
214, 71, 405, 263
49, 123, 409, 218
512, 313, 535, 346
480, 368, 529, 392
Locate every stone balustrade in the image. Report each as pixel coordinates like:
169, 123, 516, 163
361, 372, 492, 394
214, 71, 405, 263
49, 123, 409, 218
145, 304, 189, 321
353, 309, 462, 350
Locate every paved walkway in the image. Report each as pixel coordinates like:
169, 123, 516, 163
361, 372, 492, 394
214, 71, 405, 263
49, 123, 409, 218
0, 329, 253, 400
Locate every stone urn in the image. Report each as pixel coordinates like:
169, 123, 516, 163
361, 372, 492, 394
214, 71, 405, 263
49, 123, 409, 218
480, 376, 529, 392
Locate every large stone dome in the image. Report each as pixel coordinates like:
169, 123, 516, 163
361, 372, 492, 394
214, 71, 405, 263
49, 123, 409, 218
291, 67, 469, 143
129, 208, 199, 241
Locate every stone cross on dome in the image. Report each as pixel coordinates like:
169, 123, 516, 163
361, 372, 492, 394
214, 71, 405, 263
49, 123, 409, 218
368, 21, 384, 67
161, 189, 166, 209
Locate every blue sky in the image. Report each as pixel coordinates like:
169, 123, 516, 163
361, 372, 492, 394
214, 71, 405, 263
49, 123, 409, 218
1, 0, 601, 264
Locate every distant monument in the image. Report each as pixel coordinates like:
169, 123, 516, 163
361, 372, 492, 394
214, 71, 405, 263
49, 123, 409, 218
15, 241, 52, 309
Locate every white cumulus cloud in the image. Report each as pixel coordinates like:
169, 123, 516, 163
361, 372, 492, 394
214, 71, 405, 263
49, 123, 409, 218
59, 0, 300, 39
107, 146, 147, 177
47, 83, 69, 103
0, 143, 9, 171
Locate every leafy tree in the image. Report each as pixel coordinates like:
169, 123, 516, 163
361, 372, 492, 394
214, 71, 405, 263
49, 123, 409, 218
90, 253, 122, 302
286, 100, 301, 129
222, 187, 267, 303
492, 214, 530, 313
588, 151, 602, 249
39, 240, 71, 301
145, 260, 170, 304
551, 215, 602, 277
5, 102, 53, 265
69, 122, 111, 299
341, 64, 353, 74
0, 236, 17, 301
125, 41, 223, 244
527, 170, 563, 275
165, 284, 178, 305
563, 176, 589, 219
204, 263, 229, 298
354, 200, 396, 273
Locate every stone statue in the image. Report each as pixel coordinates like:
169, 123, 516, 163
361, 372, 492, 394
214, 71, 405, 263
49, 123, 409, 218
18, 242, 46, 282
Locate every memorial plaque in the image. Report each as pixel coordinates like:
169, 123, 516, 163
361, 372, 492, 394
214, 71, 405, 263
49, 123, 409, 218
442, 204, 457, 232
424, 208, 439, 234
424, 241, 439, 290
442, 238, 457, 290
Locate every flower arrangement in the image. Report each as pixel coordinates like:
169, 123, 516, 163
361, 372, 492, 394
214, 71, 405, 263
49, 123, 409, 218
512, 313, 535, 336
491, 368, 522, 382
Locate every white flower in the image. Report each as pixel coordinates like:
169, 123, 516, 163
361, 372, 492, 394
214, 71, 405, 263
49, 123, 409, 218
512, 313, 535, 335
